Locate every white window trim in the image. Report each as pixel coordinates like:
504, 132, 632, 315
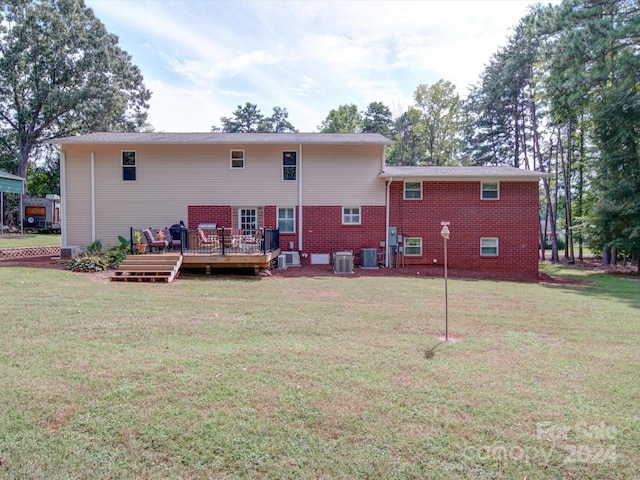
282, 151, 297, 182
404, 237, 422, 256
404, 181, 423, 200
121, 150, 136, 181
481, 181, 500, 200
277, 206, 296, 233
480, 237, 499, 256
342, 206, 361, 225
230, 149, 245, 169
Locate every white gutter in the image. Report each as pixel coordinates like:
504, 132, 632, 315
298, 144, 303, 252
385, 176, 392, 268
91, 152, 96, 242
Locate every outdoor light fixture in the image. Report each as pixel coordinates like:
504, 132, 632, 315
440, 222, 450, 341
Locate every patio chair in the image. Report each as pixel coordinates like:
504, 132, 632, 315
143, 228, 169, 253
197, 228, 219, 249
243, 228, 263, 252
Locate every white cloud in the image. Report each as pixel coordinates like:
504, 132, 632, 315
87, 0, 555, 132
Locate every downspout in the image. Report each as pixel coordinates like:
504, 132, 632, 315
56, 145, 68, 247
382, 145, 391, 268
385, 177, 392, 268
298, 144, 303, 253
91, 152, 96, 242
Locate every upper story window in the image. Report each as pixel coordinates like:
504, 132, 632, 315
481, 181, 499, 200
342, 206, 361, 225
404, 181, 422, 200
277, 207, 295, 233
283, 151, 297, 181
480, 237, 499, 256
230, 150, 245, 169
122, 151, 136, 181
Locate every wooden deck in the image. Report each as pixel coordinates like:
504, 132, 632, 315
181, 248, 280, 274
111, 248, 280, 282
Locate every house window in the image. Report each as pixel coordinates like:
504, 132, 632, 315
283, 151, 297, 181
404, 181, 422, 200
231, 150, 245, 169
342, 207, 361, 225
481, 237, 499, 256
404, 237, 422, 256
481, 181, 499, 200
122, 151, 136, 181
277, 207, 295, 233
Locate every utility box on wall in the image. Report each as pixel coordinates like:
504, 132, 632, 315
388, 226, 398, 247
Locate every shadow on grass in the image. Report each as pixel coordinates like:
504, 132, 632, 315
540, 264, 640, 310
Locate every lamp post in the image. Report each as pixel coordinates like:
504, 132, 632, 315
440, 222, 450, 342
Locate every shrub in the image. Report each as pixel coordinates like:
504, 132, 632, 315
66, 253, 112, 272
66, 246, 127, 272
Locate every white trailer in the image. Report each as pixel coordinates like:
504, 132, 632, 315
22, 195, 61, 233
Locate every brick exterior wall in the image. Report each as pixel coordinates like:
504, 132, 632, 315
187, 206, 232, 229
187, 180, 540, 275
388, 181, 540, 275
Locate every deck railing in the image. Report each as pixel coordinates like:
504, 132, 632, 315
128, 227, 279, 256
185, 227, 279, 255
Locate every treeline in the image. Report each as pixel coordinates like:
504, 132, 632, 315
1, 0, 637, 269
213, 0, 639, 268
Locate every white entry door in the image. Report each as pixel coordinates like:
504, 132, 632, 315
239, 208, 257, 235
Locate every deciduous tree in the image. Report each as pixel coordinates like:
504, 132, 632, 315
0, 0, 151, 180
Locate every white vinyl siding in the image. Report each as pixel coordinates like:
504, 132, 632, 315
404, 237, 422, 256
480, 237, 499, 256
61, 143, 386, 247
303, 144, 386, 206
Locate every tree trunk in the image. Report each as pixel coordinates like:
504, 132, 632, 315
562, 121, 574, 264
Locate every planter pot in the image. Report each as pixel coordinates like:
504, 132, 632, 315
137, 244, 147, 254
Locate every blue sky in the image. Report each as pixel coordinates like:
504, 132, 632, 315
86, 0, 551, 133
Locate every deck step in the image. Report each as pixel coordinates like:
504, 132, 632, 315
111, 254, 183, 283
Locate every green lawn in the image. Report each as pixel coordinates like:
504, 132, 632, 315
0, 233, 61, 248
0, 264, 637, 479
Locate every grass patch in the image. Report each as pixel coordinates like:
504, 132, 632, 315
0, 234, 61, 248
0, 267, 638, 479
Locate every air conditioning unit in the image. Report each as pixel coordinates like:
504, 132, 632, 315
277, 255, 288, 270
360, 248, 378, 269
282, 251, 300, 266
334, 251, 354, 274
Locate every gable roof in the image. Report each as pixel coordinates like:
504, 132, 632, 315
380, 165, 547, 181
47, 132, 393, 145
